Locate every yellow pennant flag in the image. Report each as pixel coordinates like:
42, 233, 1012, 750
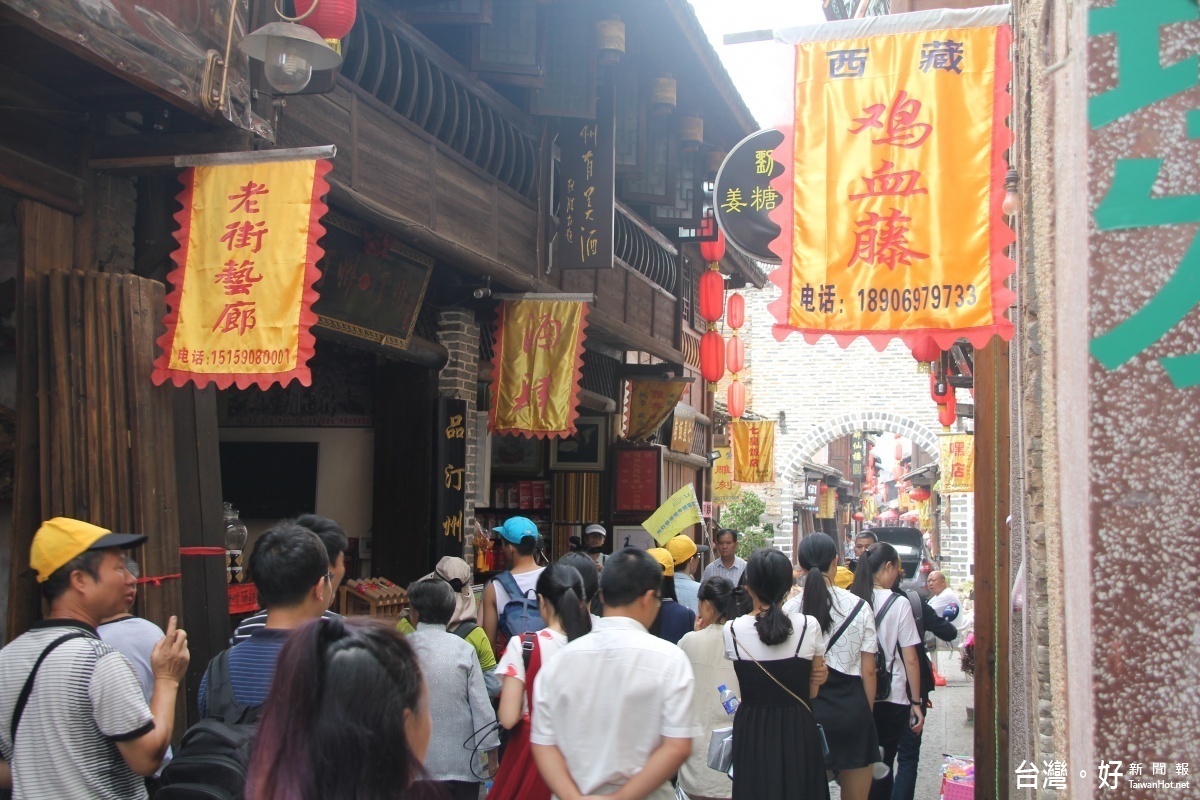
732, 420, 775, 484
940, 433, 974, 493
153, 158, 330, 389
711, 446, 740, 506
489, 299, 589, 438
642, 484, 703, 546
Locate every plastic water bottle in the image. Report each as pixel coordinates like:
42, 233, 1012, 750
718, 684, 740, 716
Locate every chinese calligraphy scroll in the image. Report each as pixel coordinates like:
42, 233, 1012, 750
939, 432, 974, 493
731, 420, 775, 484
489, 299, 589, 438
435, 399, 469, 560
769, 8, 1014, 350
153, 158, 331, 389
557, 86, 615, 269
711, 446, 740, 506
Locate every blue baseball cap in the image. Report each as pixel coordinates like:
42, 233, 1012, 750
492, 516, 539, 544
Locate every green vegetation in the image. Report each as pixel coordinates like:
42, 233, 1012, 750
720, 491, 776, 558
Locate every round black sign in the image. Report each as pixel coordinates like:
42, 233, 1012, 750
714, 128, 786, 264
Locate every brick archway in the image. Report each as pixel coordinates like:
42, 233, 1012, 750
779, 411, 940, 484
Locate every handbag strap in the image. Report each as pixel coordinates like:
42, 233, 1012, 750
730, 621, 815, 715
825, 598, 866, 654
11, 631, 90, 742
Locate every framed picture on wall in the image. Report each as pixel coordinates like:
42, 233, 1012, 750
550, 416, 607, 471
491, 434, 545, 476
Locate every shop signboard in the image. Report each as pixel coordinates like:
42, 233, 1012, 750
435, 399, 469, 561
557, 86, 615, 269
850, 430, 865, 478
613, 445, 662, 514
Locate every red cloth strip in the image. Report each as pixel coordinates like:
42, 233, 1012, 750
179, 547, 228, 556
137, 573, 182, 587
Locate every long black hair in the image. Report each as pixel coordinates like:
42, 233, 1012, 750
734, 569, 755, 617
797, 533, 838, 633
536, 563, 591, 641
556, 551, 601, 616
743, 549, 794, 646
850, 541, 901, 606
698, 576, 739, 623
246, 617, 431, 800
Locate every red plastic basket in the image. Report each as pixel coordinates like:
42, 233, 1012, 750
942, 779, 974, 800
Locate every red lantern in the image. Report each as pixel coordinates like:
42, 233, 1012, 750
700, 228, 725, 263
726, 293, 745, 330
938, 392, 958, 428
852, 512, 865, 522
698, 270, 725, 323
910, 336, 941, 364
910, 487, 931, 502
727, 379, 746, 418
295, 0, 357, 40
725, 335, 745, 374
930, 373, 954, 405
700, 330, 725, 382
895, 441, 903, 461
819, 484, 828, 494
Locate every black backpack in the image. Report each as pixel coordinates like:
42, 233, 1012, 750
873, 594, 902, 702
158, 650, 260, 800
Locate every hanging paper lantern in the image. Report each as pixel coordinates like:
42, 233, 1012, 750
700, 330, 725, 383
295, 0, 357, 40
725, 334, 745, 374
852, 512, 865, 522
819, 484, 828, 494
910, 487, 931, 502
698, 269, 725, 323
700, 228, 726, 263
895, 441, 903, 461
727, 378, 746, 419
930, 372, 954, 405
938, 392, 958, 428
726, 292, 745, 330
910, 337, 941, 375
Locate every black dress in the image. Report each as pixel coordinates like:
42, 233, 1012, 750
729, 624, 830, 800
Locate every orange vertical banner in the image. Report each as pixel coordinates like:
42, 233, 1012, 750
489, 299, 589, 438
768, 8, 1014, 351
731, 420, 775, 484
152, 158, 330, 389
939, 433, 975, 493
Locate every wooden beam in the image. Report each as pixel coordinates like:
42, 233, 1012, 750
973, 337, 1011, 800
0, 145, 85, 215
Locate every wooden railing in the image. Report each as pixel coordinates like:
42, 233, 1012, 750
615, 200, 678, 296
341, 2, 539, 200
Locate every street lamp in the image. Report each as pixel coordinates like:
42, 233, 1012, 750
240, 22, 343, 95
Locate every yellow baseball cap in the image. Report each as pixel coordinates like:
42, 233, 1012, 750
665, 534, 709, 566
30, 517, 147, 583
647, 548, 675, 577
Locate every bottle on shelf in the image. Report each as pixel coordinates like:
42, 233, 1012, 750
718, 684, 740, 717
223, 502, 248, 584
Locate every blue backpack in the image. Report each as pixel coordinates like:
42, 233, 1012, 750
495, 571, 545, 639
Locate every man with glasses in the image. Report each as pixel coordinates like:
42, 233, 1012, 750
198, 523, 332, 719
532, 549, 699, 800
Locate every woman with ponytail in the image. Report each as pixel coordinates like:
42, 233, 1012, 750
246, 617, 435, 800
722, 548, 829, 799
678, 578, 742, 800
489, 564, 591, 800
785, 534, 880, 800
851, 542, 924, 800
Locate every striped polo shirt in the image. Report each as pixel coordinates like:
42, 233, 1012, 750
198, 627, 292, 717
0, 619, 153, 799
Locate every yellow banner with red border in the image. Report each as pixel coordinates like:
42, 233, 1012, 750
767, 9, 1014, 352
731, 420, 775, 484
940, 433, 974, 493
489, 299, 588, 438
153, 158, 330, 389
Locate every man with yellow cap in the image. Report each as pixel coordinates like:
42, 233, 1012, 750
664, 534, 709, 615
646, 548, 695, 645
0, 517, 189, 799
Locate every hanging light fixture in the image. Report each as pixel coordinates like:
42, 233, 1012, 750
705, 150, 727, 180
1002, 167, 1020, 216
595, 14, 626, 66
679, 114, 704, 153
651, 73, 677, 116
240, 22, 343, 94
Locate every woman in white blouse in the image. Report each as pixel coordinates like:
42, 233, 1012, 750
677, 576, 741, 800
791, 533, 880, 800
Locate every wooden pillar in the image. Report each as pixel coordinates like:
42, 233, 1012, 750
973, 337, 1011, 800
6, 201, 74, 642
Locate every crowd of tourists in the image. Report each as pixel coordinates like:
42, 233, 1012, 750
0, 513, 957, 800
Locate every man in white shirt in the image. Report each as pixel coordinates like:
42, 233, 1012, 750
926, 572, 963, 631
700, 528, 746, 586
532, 549, 700, 800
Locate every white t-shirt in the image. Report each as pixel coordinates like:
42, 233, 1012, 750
492, 568, 545, 614
929, 588, 964, 628
783, 586, 876, 675
496, 627, 568, 718
872, 588, 922, 705
722, 611, 824, 663
531, 616, 700, 796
